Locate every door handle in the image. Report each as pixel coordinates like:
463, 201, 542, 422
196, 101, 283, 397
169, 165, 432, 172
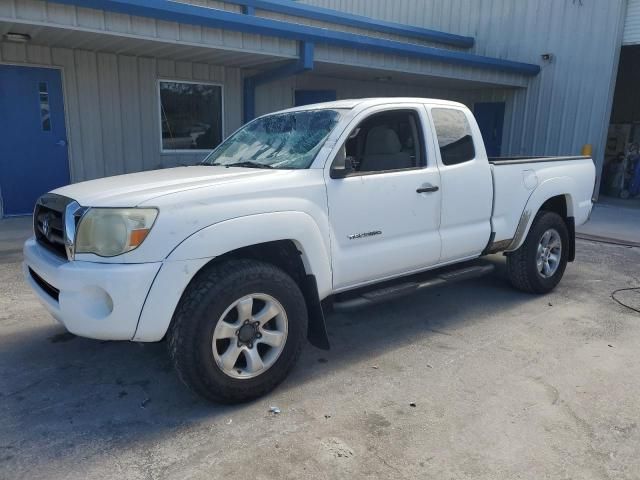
417, 185, 439, 194
56, 140, 67, 147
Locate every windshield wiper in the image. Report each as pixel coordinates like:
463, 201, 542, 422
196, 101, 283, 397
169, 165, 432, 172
218, 161, 273, 169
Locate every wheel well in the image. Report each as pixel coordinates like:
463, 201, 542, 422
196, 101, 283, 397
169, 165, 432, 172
540, 195, 568, 218
538, 194, 576, 262
194, 240, 330, 350
210, 240, 308, 284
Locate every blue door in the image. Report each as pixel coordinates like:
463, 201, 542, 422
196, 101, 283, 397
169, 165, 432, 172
474, 102, 505, 158
0, 65, 70, 216
294, 90, 337, 107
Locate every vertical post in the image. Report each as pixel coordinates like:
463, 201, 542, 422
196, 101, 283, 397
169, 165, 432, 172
243, 77, 256, 124
242, 41, 315, 124
300, 41, 314, 70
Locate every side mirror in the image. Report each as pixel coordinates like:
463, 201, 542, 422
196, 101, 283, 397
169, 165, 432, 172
330, 148, 354, 179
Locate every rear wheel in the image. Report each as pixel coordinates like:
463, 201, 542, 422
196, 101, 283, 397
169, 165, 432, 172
167, 259, 308, 403
507, 211, 569, 294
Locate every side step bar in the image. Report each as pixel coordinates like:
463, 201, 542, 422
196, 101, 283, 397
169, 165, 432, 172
333, 263, 495, 311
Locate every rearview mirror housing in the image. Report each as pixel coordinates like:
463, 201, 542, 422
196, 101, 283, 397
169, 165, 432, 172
330, 147, 354, 179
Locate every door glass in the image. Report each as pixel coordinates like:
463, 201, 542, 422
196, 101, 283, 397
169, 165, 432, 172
431, 108, 475, 166
38, 82, 51, 132
343, 110, 422, 173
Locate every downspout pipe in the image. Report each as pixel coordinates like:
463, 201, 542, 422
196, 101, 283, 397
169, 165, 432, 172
243, 42, 314, 123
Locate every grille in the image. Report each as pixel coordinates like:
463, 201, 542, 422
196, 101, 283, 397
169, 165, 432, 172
29, 268, 60, 302
34, 194, 74, 260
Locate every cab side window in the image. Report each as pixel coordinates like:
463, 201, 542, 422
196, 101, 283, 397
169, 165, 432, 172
344, 110, 423, 173
431, 108, 476, 166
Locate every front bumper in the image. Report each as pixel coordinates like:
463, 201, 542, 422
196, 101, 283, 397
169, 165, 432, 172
23, 237, 161, 340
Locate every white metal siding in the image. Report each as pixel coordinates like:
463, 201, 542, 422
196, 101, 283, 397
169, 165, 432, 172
0, 0, 531, 88
0, 0, 299, 59
624, 0, 640, 45
0, 0, 628, 188
300, 0, 627, 175
0, 42, 243, 182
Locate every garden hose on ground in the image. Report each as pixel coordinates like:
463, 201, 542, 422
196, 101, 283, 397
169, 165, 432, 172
576, 236, 640, 314
611, 287, 640, 315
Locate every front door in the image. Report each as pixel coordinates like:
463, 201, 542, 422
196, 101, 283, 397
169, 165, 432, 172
0, 65, 70, 216
474, 102, 505, 158
325, 105, 442, 290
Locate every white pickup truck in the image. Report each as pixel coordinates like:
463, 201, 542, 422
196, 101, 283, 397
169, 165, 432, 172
24, 98, 596, 403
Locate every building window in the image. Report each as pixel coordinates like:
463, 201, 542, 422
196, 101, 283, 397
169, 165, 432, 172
39, 82, 51, 132
431, 108, 476, 166
159, 81, 223, 152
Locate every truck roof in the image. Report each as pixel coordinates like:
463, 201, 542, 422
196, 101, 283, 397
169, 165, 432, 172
278, 97, 467, 114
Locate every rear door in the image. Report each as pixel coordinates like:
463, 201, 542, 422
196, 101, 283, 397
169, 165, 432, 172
0, 65, 70, 216
325, 104, 442, 290
427, 106, 493, 262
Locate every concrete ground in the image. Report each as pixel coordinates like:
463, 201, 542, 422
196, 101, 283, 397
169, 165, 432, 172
1, 225, 640, 479
0, 217, 32, 257
577, 199, 640, 246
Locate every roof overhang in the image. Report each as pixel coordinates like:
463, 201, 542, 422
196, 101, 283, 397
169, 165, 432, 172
45, 0, 540, 77
0, 21, 295, 68
221, 0, 475, 48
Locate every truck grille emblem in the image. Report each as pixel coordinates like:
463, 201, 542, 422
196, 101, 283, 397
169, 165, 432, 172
42, 216, 51, 239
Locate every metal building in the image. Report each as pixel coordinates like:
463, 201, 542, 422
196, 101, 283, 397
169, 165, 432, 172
0, 0, 632, 216
606, 0, 640, 202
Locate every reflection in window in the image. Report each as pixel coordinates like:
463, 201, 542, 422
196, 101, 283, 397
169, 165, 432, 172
159, 81, 223, 151
39, 82, 51, 131
432, 108, 476, 166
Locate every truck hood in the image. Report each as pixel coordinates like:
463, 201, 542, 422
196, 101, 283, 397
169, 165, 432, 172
52, 166, 279, 207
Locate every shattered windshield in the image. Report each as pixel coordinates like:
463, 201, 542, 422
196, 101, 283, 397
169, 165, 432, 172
203, 109, 342, 169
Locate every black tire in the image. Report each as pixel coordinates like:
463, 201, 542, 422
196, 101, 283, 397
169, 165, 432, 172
506, 211, 569, 294
167, 259, 308, 404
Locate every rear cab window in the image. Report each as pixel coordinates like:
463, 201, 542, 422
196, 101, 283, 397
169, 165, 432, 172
431, 108, 476, 166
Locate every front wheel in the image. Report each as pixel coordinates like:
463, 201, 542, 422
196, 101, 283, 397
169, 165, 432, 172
506, 211, 569, 294
167, 259, 308, 403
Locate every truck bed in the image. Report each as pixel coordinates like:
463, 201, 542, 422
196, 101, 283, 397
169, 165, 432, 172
488, 155, 596, 247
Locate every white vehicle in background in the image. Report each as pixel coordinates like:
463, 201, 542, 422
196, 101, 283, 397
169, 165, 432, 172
24, 98, 596, 403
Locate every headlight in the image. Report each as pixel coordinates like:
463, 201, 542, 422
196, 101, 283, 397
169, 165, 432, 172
75, 208, 158, 257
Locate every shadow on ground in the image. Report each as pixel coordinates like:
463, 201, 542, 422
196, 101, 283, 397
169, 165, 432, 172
0, 256, 545, 457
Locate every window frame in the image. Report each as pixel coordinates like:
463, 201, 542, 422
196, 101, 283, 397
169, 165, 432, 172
428, 106, 478, 168
157, 78, 225, 155
330, 107, 429, 178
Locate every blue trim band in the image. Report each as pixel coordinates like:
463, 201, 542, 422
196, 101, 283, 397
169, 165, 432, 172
243, 42, 315, 122
225, 0, 475, 48
49, 0, 540, 77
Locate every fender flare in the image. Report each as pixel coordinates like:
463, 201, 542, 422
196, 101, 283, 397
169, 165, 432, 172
167, 211, 333, 297
134, 211, 333, 343
507, 177, 576, 252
